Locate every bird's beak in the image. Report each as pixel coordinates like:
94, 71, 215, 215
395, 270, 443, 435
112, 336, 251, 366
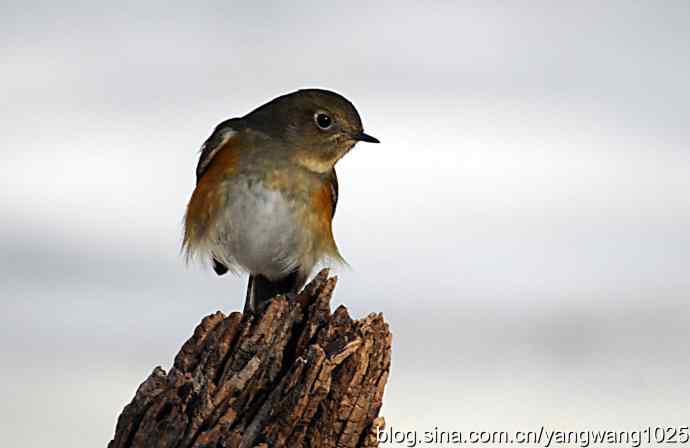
354, 131, 380, 143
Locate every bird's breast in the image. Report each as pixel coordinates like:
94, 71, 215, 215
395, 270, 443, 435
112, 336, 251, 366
211, 170, 338, 279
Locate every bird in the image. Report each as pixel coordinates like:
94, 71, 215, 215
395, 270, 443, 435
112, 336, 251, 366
182, 89, 379, 313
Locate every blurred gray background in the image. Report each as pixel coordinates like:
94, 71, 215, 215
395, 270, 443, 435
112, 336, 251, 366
1, 1, 689, 446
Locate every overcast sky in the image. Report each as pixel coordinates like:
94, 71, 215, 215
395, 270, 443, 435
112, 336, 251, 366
1, 1, 689, 446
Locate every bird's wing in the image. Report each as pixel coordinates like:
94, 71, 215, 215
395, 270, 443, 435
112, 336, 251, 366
196, 119, 241, 183
184, 119, 243, 272
329, 168, 339, 218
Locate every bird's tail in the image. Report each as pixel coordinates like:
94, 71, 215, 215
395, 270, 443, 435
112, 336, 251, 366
244, 271, 302, 314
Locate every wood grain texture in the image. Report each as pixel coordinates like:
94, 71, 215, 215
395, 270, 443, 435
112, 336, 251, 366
108, 269, 391, 448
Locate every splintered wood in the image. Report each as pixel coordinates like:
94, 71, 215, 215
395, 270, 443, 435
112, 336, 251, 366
109, 270, 391, 448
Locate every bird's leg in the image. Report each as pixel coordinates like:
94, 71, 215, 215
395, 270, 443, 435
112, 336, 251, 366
243, 275, 255, 315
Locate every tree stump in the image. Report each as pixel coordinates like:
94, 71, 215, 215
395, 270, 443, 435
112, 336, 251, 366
108, 269, 391, 448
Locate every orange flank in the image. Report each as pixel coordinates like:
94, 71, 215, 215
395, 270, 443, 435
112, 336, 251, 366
183, 136, 242, 250
310, 181, 336, 248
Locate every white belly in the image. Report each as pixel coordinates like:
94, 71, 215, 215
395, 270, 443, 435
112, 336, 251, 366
212, 181, 304, 279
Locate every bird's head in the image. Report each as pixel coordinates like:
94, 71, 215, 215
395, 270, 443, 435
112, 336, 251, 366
245, 88, 379, 173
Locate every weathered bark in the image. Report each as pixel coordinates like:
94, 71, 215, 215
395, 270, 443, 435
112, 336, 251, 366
109, 269, 391, 448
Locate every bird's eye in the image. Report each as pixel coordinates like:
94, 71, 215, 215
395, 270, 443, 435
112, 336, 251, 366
315, 113, 333, 130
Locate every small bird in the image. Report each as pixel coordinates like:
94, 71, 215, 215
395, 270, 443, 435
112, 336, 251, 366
183, 89, 379, 313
